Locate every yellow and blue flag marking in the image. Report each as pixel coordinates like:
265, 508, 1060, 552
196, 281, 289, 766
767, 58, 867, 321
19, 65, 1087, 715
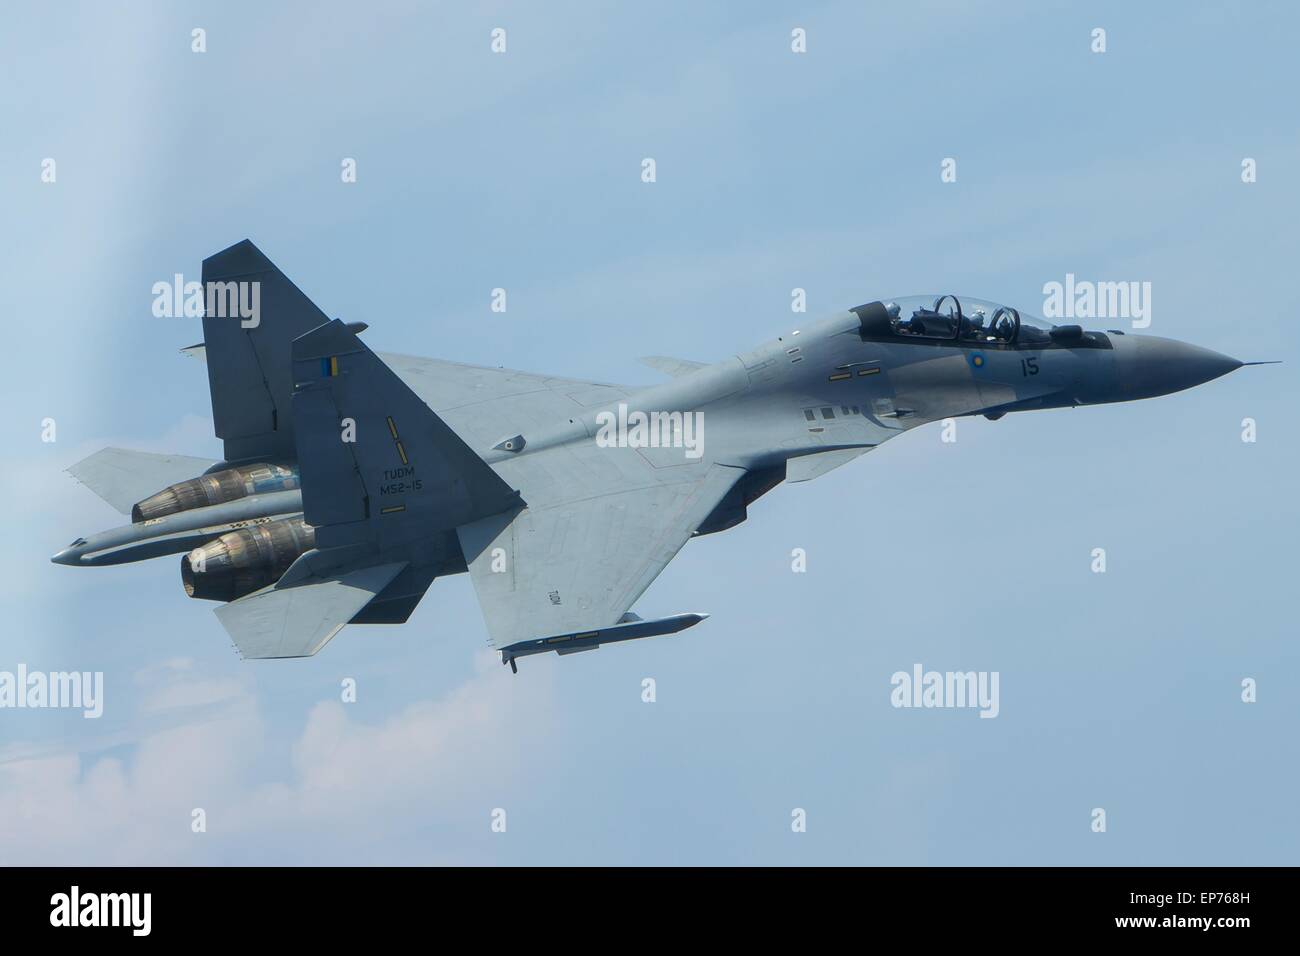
320, 356, 339, 377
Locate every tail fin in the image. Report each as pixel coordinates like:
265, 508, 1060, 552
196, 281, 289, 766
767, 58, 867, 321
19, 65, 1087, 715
290, 319, 520, 551
201, 240, 329, 462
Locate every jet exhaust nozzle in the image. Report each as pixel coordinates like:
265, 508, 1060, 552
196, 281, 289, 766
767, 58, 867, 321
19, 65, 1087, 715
133, 462, 299, 523
180, 517, 315, 602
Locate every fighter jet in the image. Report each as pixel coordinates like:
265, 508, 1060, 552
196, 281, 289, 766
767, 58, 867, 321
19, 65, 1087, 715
53, 241, 1264, 669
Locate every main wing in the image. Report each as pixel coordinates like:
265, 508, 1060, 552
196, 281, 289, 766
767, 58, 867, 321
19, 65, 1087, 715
457, 456, 742, 656
382, 353, 632, 453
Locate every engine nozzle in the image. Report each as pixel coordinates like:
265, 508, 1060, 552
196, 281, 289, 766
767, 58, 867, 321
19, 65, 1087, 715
180, 517, 315, 602
134, 463, 299, 523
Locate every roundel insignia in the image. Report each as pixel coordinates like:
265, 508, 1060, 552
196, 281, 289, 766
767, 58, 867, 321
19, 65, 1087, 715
970, 352, 986, 369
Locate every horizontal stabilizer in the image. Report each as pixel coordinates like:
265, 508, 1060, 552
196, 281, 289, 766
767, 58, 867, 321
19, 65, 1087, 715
66, 447, 219, 515
215, 562, 407, 659
499, 612, 709, 671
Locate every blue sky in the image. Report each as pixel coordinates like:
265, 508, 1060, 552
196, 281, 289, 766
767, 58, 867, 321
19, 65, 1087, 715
1, 0, 1297, 864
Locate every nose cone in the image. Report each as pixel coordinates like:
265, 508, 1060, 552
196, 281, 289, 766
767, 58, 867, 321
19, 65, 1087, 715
1118, 336, 1242, 400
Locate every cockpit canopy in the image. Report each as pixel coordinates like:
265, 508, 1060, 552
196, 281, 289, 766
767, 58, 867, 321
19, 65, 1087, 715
856, 295, 1058, 347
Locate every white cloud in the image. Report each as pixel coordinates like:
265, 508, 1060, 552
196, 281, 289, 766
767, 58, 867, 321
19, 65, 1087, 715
0, 653, 553, 864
